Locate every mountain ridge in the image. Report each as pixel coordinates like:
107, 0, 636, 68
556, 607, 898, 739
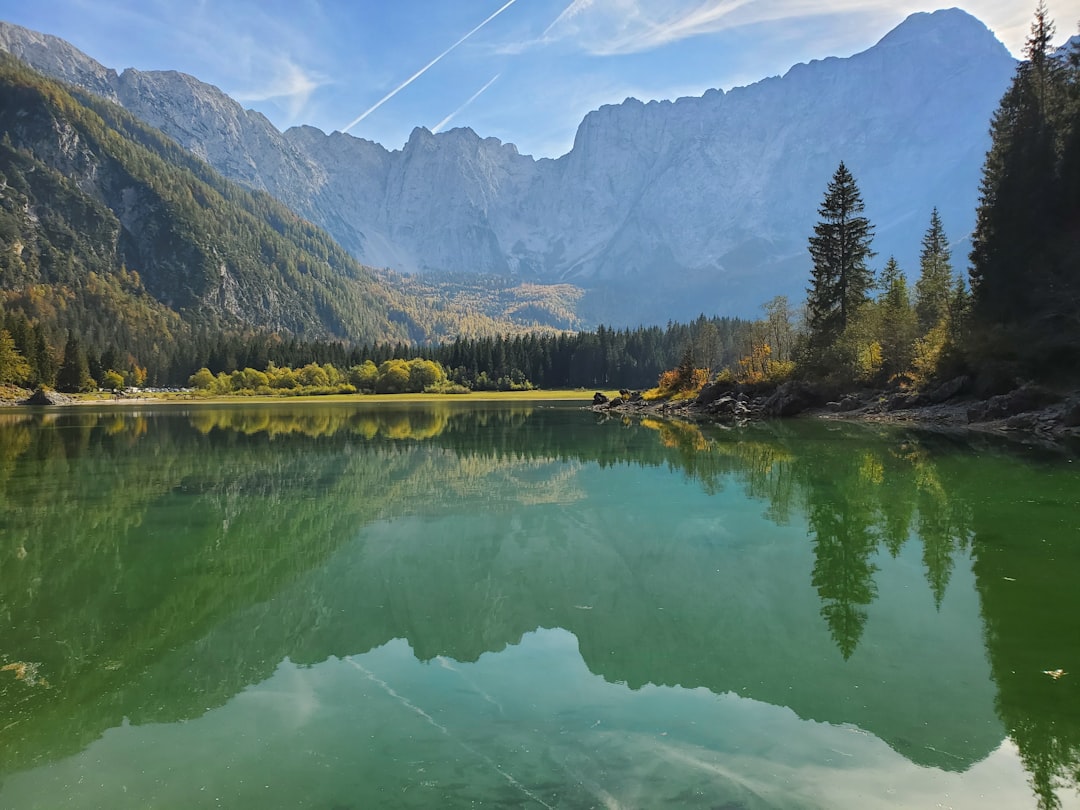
0, 9, 1018, 323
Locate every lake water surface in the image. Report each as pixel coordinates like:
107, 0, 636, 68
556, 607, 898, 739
0, 402, 1078, 809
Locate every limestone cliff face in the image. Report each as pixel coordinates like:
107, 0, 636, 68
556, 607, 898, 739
113, 68, 327, 220
0, 9, 1018, 321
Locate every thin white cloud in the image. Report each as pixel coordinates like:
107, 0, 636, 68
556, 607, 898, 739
341, 0, 521, 134
494, 0, 610, 55
233, 59, 328, 121
544, 0, 844, 55
77, 1, 334, 123
536, 0, 1053, 56
501, 0, 798, 57
432, 74, 501, 133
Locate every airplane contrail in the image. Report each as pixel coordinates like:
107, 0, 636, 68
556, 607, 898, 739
432, 73, 501, 133
341, 0, 520, 134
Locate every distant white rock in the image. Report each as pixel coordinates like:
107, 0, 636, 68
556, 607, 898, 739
0, 9, 1017, 323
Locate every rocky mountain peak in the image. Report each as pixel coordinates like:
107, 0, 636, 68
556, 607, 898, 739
875, 7, 1010, 55
0, 21, 118, 100
0, 11, 1020, 324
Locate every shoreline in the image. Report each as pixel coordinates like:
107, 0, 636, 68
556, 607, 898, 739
0, 388, 611, 408
591, 380, 1080, 449
5, 383, 1077, 450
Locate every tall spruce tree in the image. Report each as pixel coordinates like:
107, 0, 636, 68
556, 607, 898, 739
28, 323, 56, 387
806, 162, 875, 363
56, 334, 94, 393
943, 275, 972, 368
877, 257, 917, 379
914, 208, 954, 333
969, 3, 1079, 373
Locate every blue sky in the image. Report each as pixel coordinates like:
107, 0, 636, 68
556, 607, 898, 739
1, 1, 1074, 157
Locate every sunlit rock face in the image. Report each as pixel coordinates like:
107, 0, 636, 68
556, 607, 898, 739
0, 9, 1016, 322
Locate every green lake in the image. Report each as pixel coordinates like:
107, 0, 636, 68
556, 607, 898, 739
0, 402, 1078, 809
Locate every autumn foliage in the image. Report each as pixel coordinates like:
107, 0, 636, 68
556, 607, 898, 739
647, 348, 709, 399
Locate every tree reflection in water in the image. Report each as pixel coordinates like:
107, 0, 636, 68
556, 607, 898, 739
0, 405, 1076, 807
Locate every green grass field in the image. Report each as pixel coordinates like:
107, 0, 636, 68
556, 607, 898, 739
63, 389, 618, 406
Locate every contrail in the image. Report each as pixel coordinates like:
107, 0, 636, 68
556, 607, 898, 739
543, 0, 588, 38
342, 0, 520, 134
432, 74, 501, 133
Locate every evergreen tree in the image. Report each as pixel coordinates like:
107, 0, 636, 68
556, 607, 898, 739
969, 8, 1055, 326
937, 275, 973, 377
86, 349, 103, 386
28, 324, 56, 387
914, 208, 953, 333
56, 334, 94, 393
690, 315, 722, 373
969, 4, 1079, 373
877, 258, 917, 379
674, 345, 697, 387
805, 162, 876, 366
1025, 1, 1060, 117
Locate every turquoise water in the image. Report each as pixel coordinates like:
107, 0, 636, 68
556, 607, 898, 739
0, 402, 1077, 808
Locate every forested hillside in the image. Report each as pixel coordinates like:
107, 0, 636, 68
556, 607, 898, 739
0, 53, 421, 339
0, 54, 587, 387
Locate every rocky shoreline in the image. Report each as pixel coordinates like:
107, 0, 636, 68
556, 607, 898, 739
591, 378, 1080, 445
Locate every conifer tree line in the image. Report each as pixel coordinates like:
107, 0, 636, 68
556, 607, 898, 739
968, 2, 1080, 378
799, 163, 969, 386
0, 306, 756, 393
801, 4, 1079, 387
177, 319, 755, 395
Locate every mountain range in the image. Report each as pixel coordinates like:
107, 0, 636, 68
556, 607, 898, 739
0, 8, 1017, 327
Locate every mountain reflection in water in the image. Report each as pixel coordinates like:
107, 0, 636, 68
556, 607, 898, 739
0, 403, 1077, 809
